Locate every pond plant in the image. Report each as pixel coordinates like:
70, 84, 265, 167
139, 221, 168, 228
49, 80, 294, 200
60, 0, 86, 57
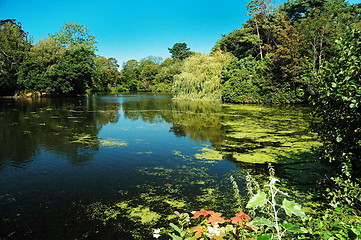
164, 164, 308, 240
162, 163, 361, 240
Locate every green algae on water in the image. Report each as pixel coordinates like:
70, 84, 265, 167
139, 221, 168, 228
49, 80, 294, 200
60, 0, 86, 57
194, 146, 223, 163
100, 138, 128, 147
128, 205, 161, 224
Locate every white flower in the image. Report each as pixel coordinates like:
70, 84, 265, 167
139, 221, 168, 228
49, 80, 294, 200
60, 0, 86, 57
270, 177, 279, 185
153, 228, 161, 239
207, 225, 221, 237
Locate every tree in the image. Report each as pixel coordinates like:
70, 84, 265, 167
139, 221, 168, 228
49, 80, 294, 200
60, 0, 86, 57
137, 56, 162, 91
49, 22, 96, 50
119, 60, 140, 92
212, 27, 259, 59
246, 0, 274, 59
19, 23, 97, 94
48, 45, 95, 94
221, 56, 263, 103
264, 12, 307, 101
281, 0, 359, 71
168, 43, 192, 60
18, 38, 66, 93
172, 51, 232, 100
153, 58, 183, 92
0, 19, 31, 95
93, 56, 120, 90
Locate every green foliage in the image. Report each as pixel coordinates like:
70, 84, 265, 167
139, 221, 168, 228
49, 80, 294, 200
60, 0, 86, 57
49, 22, 96, 50
18, 38, 65, 93
118, 56, 177, 92
119, 59, 139, 91
212, 27, 258, 59
0, 19, 31, 95
91, 56, 120, 92
245, 165, 307, 240
300, 207, 361, 240
16, 22, 102, 95
19, 43, 95, 94
312, 28, 361, 208
168, 43, 193, 61
172, 51, 232, 101
214, 0, 360, 104
50, 45, 95, 94
221, 57, 264, 103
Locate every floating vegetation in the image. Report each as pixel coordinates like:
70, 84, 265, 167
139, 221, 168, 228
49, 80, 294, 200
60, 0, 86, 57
194, 146, 223, 163
138, 167, 173, 176
70, 133, 99, 146
218, 104, 321, 164
87, 201, 160, 225
100, 138, 128, 147
173, 150, 193, 161
128, 205, 161, 224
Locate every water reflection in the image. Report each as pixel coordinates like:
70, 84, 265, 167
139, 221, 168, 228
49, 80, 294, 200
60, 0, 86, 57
0, 95, 318, 171
121, 98, 224, 144
121, 97, 318, 165
0, 97, 121, 169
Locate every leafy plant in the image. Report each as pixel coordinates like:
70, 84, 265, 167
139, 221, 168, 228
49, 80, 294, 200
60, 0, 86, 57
299, 207, 361, 240
164, 164, 308, 240
245, 164, 306, 240
311, 28, 361, 209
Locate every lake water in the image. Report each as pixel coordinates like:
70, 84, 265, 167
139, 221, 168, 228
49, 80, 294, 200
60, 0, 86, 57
0, 94, 322, 239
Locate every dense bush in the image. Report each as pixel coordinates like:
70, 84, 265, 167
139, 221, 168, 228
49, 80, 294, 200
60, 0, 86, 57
312, 29, 361, 208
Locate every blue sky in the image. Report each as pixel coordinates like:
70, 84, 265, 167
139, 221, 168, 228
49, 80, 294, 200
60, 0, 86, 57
1, 0, 360, 65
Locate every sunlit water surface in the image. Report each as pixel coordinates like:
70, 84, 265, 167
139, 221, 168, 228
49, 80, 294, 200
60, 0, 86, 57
0, 94, 323, 239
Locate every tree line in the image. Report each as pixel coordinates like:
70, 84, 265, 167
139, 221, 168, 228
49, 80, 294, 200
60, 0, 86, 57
1, 0, 360, 101
0, 20, 194, 96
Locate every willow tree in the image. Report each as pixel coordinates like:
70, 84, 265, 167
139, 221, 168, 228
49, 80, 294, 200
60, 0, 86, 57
172, 51, 232, 101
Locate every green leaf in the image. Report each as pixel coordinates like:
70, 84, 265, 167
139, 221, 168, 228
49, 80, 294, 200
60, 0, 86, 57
246, 190, 267, 209
253, 217, 275, 227
280, 221, 301, 232
281, 199, 306, 218
171, 233, 182, 240
336, 136, 343, 142
257, 233, 273, 240
169, 223, 182, 234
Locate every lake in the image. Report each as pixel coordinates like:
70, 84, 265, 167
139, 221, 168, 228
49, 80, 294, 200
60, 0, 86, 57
0, 94, 323, 239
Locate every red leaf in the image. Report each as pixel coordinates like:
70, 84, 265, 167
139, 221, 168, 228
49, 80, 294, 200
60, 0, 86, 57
192, 209, 215, 219
208, 212, 227, 225
231, 211, 251, 226
191, 225, 204, 239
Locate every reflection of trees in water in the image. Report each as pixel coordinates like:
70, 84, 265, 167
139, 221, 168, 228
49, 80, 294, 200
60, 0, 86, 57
170, 100, 224, 144
0, 97, 121, 169
122, 97, 173, 124
121, 98, 225, 144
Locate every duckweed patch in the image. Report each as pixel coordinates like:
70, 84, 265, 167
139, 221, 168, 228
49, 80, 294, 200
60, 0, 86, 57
128, 205, 161, 224
218, 104, 321, 164
138, 167, 173, 176
194, 146, 223, 163
70, 133, 99, 145
100, 138, 128, 147
173, 150, 193, 161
